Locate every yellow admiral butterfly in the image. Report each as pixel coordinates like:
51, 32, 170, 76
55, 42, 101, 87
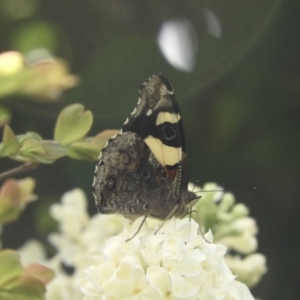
92, 74, 198, 222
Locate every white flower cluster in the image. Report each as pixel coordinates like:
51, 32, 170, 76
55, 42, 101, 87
18, 189, 123, 300
48, 189, 122, 267
191, 183, 267, 288
81, 217, 254, 300
17, 186, 265, 300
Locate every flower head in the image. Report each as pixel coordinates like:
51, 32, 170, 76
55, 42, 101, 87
81, 217, 254, 300
191, 183, 267, 288
16, 185, 265, 299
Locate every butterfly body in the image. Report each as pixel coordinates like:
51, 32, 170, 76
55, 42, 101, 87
92, 74, 198, 220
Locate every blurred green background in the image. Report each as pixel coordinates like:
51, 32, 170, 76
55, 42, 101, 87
1, 0, 299, 299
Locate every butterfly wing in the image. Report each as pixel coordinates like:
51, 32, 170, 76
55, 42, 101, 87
92, 132, 180, 219
121, 74, 189, 196
93, 74, 197, 221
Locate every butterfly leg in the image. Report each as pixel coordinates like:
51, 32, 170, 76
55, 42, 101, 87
189, 209, 210, 243
125, 214, 149, 242
154, 204, 180, 235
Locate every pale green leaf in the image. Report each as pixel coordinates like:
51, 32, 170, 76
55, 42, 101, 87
0, 105, 11, 126
0, 125, 20, 156
0, 197, 22, 224
0, 250, 23, 286
67, 140, 102, 161
17, 132, 42, 144
19, 139, 67, 163
0, 250, 49, 300
54, 103, 93, 145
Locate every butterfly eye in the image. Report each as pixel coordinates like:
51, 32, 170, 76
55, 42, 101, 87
120, 152, 130, 164
105, 178, 115, 190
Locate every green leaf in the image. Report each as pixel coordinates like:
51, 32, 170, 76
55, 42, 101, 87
0, 250, 23, 286
67, 140, 102, 161
0, 71, 28, 99
20, 139, 47, 157
66, 130, 119, 161
0, 197, 22, 224
41, 140, 68, 160
0, 249, 52, 300
0, 125, 20, 156
17, 132, 43, 144
54, 104, 93, 145
23, 264, 54, 285
19, 139, 67, 163
0, 178, 36, 224
0, 105, 11, 126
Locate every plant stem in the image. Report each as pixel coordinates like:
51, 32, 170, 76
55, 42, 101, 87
0, 162, 40, 182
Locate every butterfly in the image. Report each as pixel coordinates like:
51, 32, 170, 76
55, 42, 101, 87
92, 74, 199, 226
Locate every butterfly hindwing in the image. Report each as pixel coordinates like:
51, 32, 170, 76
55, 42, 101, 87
92, 132, 181, 219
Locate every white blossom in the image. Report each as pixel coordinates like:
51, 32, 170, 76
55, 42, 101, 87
18, 188, 122, 300
81, 217, 255, 300
15, 185, 266, 299
49, 188, 123, 267
225, 254, 267, 288
191, 182, 267, 287
18, 239, 47, 266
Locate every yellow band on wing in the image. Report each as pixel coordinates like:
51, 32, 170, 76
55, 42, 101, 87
156, 112, 181, 126
144, 136, 181, 166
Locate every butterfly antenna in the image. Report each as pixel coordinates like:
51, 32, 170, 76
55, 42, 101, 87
191, 179, 201, 194
194, 187, 256, 195
191, 181, 197, 193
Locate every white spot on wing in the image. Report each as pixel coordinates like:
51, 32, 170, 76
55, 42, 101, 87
92, 175, 97, 186
131, 107, 137, 115
156, 112, 181, 126
98, 152, 103, 159
144, 136, 181, 166
146, 109, 153, 116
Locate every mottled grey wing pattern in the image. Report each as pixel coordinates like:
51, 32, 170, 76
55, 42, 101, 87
92, 132, 180, 219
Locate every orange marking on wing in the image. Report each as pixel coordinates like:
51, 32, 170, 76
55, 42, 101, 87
166, 168, 177, 182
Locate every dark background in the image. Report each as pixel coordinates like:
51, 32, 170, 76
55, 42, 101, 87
1, 0, 299, 299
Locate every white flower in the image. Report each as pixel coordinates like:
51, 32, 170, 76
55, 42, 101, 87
45, 189, 122, 300
81, 217, 255, 300
49, 189, 123, 267
190, 182, 267, 288
50, 188, 90, 240
225, 254, 267, 288
17, 188, 123, 300
15, 185, 265, 299
18, 239, 47, 266
216, 218, 258, 254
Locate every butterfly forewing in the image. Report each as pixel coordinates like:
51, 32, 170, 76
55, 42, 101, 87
122, 74, 187, 190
